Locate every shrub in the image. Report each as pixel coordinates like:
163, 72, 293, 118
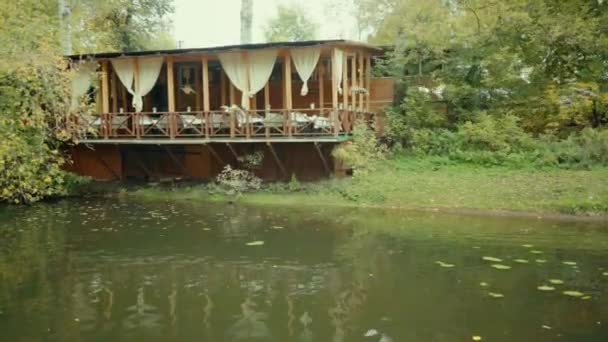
288, 174, 300, 192
215, 165, 262, 201
332, 121, 388, 176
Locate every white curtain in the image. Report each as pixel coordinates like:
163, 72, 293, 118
218, 52, 249, 108
111, 58, 135, 104
111, 57, 163, 112
291, 47, 320, 96
71, 61, 97, 109
333, 48, 344, 94
219, 50, 277, 109
248, 49, 277, 98
133, 57, 163, 112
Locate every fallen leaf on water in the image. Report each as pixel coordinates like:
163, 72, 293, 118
541, 325, 552, 330
582, 296, 591, 300
488, 292, 504, 298
522, 244, 534, 248
472, 336, 482, 341
548, 279, 564, 285
530, 250, 544, 254
537, 285, 555, 291
479, 282, 489, 287
246, 241, 265, 246
535, 259, 547, 263
603, 272, 608, 276
482, 256, 503, 262
435, 261, 455, 268
563, 290, 584, 297
271, 226, 284, 229
562, 261, 577, 266
491, 264, 511, 270
364, 329, 378, 337
514, 259, 529, 264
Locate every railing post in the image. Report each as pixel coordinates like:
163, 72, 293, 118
230, 111, 235, 138
204, 112, 210, 138
134, 113, 140, 138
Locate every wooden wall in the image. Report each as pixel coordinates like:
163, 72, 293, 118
70, 143, 336, 182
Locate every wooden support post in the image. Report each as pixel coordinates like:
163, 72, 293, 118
358, 52, 364, 111
313, 142, 330, 175
166, 57, 176, 112
202, 57, 210, 112
351, 53, 357, 110
111, 69, 118, 113
283, 52, 292, 137
342, 52, 348, 110
318, 63, 324, 111
366, 54, 371, 111
264, 82, 270, 109
205, 144, 225, 166
121, 83, 127, 111
267, 143, 287, 179
133, 58, 140, 137
229, 83, 235, 105
195, 62, 202, 111
331, 49, 338, 110
220, 70, 227, 106
226, 143, 239, 161
283, 52, 293, 110
100, 61, 110, 114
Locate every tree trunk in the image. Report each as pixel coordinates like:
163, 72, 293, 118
240, 0, 253, 44
58, 0, 72, 55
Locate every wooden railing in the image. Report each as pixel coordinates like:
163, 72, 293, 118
75, 108, 377, 140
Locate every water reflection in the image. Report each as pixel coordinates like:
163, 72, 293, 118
0, 199, 607, 341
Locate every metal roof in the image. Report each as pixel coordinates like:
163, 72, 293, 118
66, 39, 382, 60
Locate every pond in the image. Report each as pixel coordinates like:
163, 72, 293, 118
0, 198, 607, 341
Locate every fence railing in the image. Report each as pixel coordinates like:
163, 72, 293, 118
74, 108, 377, 140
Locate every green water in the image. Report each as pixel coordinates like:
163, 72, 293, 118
0, 199, 607, 341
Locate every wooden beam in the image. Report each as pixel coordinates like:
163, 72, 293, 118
342, 51, 348, 110
100, 61, 110, 113
95, 152, 120, 180
358, 52, 364, 111
366, 54, 371, 111
267, 143, 287, 179
133, 58, 140, 108
313, 142, 330, 175
205, 144, 225, 166
111, 69, 118, 113
226, 143, 239, 161
264, 82, 270, 109
166, 56, 176, 112
331, 49, 338, 109
195, 62, 202, 111
202, 56, 210, 112
283, 52, 292, 110
318, 63, 324, 110
220, 70, 227, 106
351, 53, 357, 109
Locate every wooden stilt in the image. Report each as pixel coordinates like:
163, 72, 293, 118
164, 146, 187, 175
226, 143, 239, 161
318, 63, 324, 110
205, 144, 225, 166
366, 54, 371, 111
313, 142, 330, 175
266, 143, 287, 179
100, 61, 110, 114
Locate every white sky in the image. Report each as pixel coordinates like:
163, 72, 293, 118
171, 0, 360, 48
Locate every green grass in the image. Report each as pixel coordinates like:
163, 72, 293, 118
129, 156, 608, 217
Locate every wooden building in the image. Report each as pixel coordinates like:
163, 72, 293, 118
67, 40, 394, 181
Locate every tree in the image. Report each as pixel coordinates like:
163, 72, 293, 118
264, 5, 317, 42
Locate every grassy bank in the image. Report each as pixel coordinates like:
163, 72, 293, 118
129, 156, 608, 217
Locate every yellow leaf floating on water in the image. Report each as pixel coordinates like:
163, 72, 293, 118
548, 279, 564, 285
472, 336, 482, 341
537, 285, 555, 291
488, 292, 504, 298
530, 250, 544, 254
491, 264, 511, 270
479, 282, 489, 287
562, 261, 577, 266
522, 244, 534, 248
603, 272, 608, 276
535, 259, 547, 263
581, 296, 591, 300
246, 241, 265, 246
482, 256, 503, 262
435, 261, 455, 268
514, 259, 529, 264
563, 290, 584, 297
